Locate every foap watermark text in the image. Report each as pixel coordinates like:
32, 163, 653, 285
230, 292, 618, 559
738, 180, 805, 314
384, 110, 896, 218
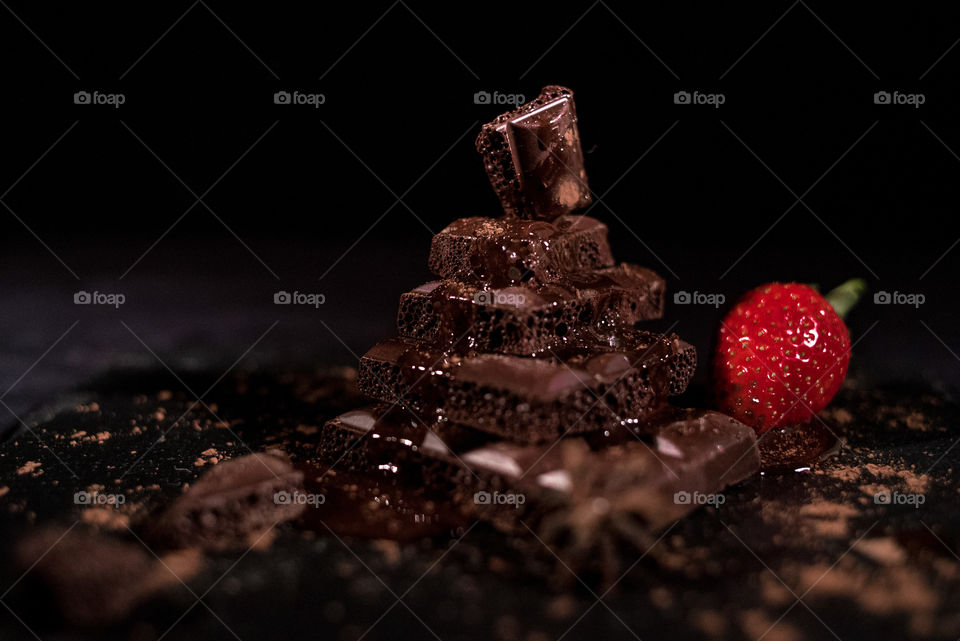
274, 91, 326, 108
274, 291, 326, 308
874, 291, 924, 308
74, 90, 125, 108
674, 90, 725, 108
874, 91, 925, 108
74, 290, 125, 308
875, 491, 925, 508
474, 91, 525, 106
674, 290, 725, 308
274, 491, 326, 506
473, 290, 526, 307
74, 490, 126, 507
674, 490, 725, 506
474, 490, 525, 508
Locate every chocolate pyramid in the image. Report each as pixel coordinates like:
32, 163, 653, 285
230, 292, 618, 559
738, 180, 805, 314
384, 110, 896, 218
321, 87, 758, 537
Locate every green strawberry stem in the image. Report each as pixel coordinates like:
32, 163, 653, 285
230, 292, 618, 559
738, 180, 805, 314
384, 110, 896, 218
824, 278, 866, 320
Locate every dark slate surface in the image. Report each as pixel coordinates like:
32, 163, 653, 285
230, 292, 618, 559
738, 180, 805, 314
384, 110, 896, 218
1, 367, 958, 641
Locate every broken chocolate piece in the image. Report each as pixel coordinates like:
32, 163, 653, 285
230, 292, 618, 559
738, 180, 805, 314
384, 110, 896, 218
397, 264, 665, 354
476, 86, 591, 220
427, 214, 614, 284
146, 451, 304, 550
14, 526, 203, 627
316, 404, 493, 480
319, 405, 759, 533
357, 333, 695, 442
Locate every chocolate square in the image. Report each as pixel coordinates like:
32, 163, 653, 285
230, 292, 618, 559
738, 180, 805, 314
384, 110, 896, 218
476, 86, 592, 220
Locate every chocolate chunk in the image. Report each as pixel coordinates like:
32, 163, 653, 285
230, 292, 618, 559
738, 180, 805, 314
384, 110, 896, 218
316, 404, 493, 479
147, 451, 304, 550
320, 406, 759, 532
427, 214, 614, 284
476, 86, 591, 220
14, 526, 203, 627
357, 332, 695, 442
397, 264, 664, 354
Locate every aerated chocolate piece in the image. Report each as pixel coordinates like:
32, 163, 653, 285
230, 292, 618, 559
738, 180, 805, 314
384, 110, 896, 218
318, 404, 493, 481
476, 86, 591, 220
397, 264, 665, 354
320, 405, 759, 532
147, 451, 304, 551
456, 408, 759, 531
357, 332, 696, 442
427, 214, 614, 284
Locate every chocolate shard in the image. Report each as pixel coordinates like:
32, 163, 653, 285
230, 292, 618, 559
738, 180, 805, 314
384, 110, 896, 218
476, 86, 591, 220
320, 405, 759, 533
146, 451, 304, 551
427, 214, 614, 284
357, 332, 696, 443
397, 264, 665, 354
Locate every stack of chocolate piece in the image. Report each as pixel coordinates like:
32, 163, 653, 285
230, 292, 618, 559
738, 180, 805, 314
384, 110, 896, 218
322, 87, 758, 535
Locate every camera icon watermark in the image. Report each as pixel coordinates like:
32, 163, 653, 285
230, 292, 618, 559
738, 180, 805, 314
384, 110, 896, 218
873, 291, 924, 308
472, 290, 526, 307
74, 290, 125, 308
874, 491, 925, 508
673, 90, 725, 108
74, 490, 126, 507
473, 90, 525, 106
274, 490, 325, 506
473, 490, 526, 508
873, 90, 925, 108
74, 90, 126, 108
274, 90, 326, 108
673, 490, 725, 506
673, 290, 725, 308
274, 290, 326, 308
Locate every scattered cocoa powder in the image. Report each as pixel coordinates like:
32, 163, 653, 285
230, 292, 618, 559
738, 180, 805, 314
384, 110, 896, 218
17, 461, 41, 476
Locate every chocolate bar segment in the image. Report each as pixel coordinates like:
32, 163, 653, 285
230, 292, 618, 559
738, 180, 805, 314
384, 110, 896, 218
397, 264, 665, 354
427, 214, 614, 284
461, 408, 758, 531
357, 332, 696, 443
476, 86, 591, 220
320, 405, 759, 532
317, 404, 493, 478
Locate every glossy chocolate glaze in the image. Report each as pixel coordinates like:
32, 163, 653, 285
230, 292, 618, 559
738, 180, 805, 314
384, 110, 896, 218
476, 86, 592, 220
319, 405, 759, 535
428, 214, 614, 285
314, 87, 764, 543
356, 332, 695, 442
397, 264, 665, 355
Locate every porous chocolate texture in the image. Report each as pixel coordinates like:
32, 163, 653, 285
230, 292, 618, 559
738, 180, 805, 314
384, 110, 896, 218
476, 85, 591, 220
146, 451, 304, 551
357, 332, 696, 443
397, 264, 665, 354
318, 404, 494, 484
427, 214, 614, 284
395, 274, 664, 353
320, 405, 759, 532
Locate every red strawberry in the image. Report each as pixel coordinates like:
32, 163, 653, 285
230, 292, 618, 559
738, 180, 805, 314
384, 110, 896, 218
712, 280, 863, 434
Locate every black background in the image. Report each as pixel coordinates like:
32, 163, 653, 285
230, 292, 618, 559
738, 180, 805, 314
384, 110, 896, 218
1, 1, 959, 421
